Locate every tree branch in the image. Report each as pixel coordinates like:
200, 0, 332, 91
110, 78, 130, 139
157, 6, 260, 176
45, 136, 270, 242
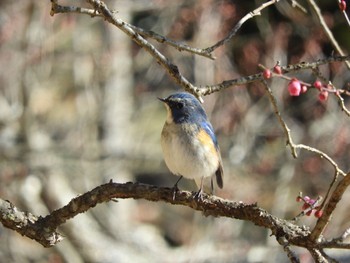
200, 55, 350, 95
0, 198, 63, 247
1, 181, 312, 248
50, 0, 215, 60
310, 173, 350, 242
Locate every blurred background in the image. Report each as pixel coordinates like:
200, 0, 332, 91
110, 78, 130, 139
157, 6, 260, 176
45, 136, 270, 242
1, 0, 350, 262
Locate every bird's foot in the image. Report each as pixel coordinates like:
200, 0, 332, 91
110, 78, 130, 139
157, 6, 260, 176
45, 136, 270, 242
193, 188, 203, 201
171, 176, 183, 200
171, 183, 180, 200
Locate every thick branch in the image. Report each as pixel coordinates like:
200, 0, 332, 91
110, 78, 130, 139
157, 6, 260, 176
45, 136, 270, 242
310, 173, 350, 241
1, 182, 311, 248
0, 199, 63, 247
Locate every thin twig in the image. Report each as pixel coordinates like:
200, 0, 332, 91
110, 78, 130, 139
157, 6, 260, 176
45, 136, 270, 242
289, 0, 308, 13
126, 23, 215, 60
312, 67, 350, 116
200, 55, 350, 95
339, 227, 350, 241
261, 80, 298, 157
85, 0, 202, 100
319, 241, 350, 249
261, 80, 348, 175
335, 91, 350, 116
306, 0, 350, 69
262, 79, 347, 233
50, 0, 215, 59
292, 196, 323, 221
318, 249, 340, 263
294, 144, 346, 176
204, 0, 280, 53
338, 0, 350, 27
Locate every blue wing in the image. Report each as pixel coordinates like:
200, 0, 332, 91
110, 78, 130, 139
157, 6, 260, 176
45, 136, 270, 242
200, 121, 224, 189
200, 121, 218, 149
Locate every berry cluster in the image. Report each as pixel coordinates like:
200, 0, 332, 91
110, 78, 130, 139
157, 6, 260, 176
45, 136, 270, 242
262, 65, 335, 102
296, 195, 323, 218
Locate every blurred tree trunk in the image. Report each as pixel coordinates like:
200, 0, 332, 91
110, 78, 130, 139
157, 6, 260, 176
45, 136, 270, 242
102, 4, 134, 158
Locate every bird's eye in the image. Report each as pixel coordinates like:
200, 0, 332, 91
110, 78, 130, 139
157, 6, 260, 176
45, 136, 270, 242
177, 102, 184, 109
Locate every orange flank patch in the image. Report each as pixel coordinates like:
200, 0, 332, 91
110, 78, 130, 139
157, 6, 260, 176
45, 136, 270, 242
196, 129, 217, 157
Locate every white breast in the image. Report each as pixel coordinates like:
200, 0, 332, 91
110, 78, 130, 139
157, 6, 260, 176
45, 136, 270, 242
161, 123, 219, 183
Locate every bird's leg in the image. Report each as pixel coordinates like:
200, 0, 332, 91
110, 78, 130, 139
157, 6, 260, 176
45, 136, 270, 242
210, 177, 214, 195
172, 176, 183, 200
194, 176, 204, 200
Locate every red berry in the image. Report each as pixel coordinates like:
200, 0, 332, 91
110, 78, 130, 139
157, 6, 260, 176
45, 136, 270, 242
296, 196, 302, 202
314, 80, 322, 90
319, 90, 329, 101
306, 210, 313, 216
301, 85, 308, 93
288, 79, 301, 96
302, 203, 310, 210
273, 65, 282, 75
263, 69, 272, 79
339, 0, 347, 11
315, 210, 323, 218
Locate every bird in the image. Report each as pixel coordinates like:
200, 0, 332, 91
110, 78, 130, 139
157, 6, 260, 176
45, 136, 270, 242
159, 92, 224, 199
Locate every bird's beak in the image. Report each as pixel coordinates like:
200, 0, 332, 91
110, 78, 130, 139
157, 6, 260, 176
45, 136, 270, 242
158, 97, 167, 103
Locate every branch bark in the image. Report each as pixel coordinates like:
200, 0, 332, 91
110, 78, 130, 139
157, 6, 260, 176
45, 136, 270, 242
1, 181, 311, 248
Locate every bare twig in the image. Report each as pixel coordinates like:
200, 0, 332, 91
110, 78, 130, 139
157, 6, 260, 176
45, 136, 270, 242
125, 23, 215, 60
306, 0, 350, 69
294, 144, 346, 176
311, 67, 350, 116
319, 241, 350, 249
318, 249, 340, 263
261, 79, 347, 179
335, 91, 350, 117
262, 79, 349, 241
261, 80, 298, 157
338, 227, 350, 241
289, 0, 308, 13
86, 0, 202, 99
319, 227, 350, 250
51, 0, 204, 100
50, 0, 215, 59
204, 0, 280, 53
338, 0, 350, 27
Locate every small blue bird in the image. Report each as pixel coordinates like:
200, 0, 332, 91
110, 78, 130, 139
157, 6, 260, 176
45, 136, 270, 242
159, 92, 224, 198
